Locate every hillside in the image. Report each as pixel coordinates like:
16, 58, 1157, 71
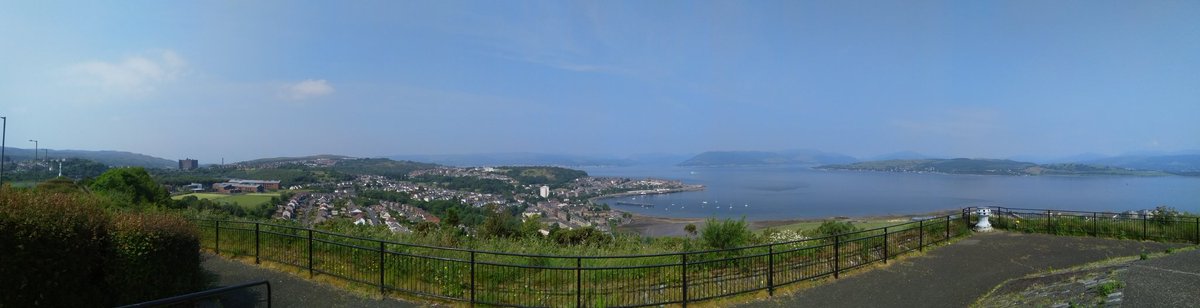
818, 158, 1168, 176
678, 150, 857, 166
2, 147, 175, 168
389, 152, 634, 167
1084, 154, 1200, 174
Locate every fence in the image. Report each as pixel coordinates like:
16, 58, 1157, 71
963, 206, 1200, 244
195, 213, 970, 307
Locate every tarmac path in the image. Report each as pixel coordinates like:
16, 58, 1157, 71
743, 231, 1186, 308
198, 253, 424, 307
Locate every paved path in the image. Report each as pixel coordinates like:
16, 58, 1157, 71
1121, 248, 1200, 307
743, 232, 1186, 308
199, 253, 423, 307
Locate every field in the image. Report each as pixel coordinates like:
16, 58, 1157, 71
173, 192, 279, 208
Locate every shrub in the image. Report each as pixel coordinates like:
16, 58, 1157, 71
701, 217, 752, 250
0, 188, 112, 306
811, 220, 859, 242
0, 188, 206, 306
552, 227, 610, 246
107, 212, 205, 305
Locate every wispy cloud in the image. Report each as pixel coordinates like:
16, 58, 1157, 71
68, 50, 187, 98
280, 79, 335, 100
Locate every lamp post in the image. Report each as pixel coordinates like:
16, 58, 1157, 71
29, 139, 37, 162
1, 116, 6, 186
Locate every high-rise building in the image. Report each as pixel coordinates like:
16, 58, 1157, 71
179, 158, 198, 170
539, 185, 550, 198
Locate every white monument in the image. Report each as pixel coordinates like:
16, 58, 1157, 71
974, 207, 994, 232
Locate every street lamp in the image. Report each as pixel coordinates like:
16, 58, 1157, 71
29, 139, 37, 162
1, 116, 6, 186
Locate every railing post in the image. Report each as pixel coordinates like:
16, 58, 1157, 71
1142, 214, 1147, 241
918, 220, 924, 252
307, 229, 314, 278
1046, 210, 1052, 234
1092, 212, 1098, 237
470, 251, 476, 305
215, 220, 220, 255
681, 253, 688, 307
379, 241, 385, 296
834, 235, 841, 279
255, 223, 260, 264
767, 244, 775, 296
883, 227, 888, 264
945, 216, 950, 240
576, 257, 582, 308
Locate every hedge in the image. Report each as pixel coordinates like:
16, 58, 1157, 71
0, 187, 205, 306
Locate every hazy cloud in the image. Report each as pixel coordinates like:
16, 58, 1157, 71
280, 79, 335, 100
69, 50, 187, 98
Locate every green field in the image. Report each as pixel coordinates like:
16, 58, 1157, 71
172, 192, 279, 208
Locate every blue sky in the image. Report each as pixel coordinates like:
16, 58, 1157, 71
1, 1, 1197, 163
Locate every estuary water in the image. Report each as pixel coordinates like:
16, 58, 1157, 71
582, 165, 1200, 220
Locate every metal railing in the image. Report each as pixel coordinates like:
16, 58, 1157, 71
195, 213, 970, 307
963, 206, 1200, 244
119, 280, 271, 308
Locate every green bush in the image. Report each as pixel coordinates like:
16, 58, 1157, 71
551, 227, 611, 246
0, 187, 206, 306
809, 220, 860, 240
0, 188, 112, 306
701, 217, 753, 250
107, 212, 205, 305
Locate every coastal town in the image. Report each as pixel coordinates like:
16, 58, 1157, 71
170, 158, 703, 235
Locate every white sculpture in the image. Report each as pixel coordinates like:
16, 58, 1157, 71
974, 207, 993, 232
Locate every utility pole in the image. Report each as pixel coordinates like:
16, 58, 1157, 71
57, 159, 63, 177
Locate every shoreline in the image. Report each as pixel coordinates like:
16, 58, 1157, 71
585, 184, 706, 204
614, 208, 963, 237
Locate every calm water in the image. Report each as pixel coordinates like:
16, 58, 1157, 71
582, 166, 1200, 220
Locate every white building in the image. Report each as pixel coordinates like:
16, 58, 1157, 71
539, 185, 550, 198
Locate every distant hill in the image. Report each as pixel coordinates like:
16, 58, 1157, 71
1084, 154, 1200, 174
678, 150, 857, 166
819, 158, 1169, 176
389, 153, 635, 167
870, 151, 936, 161
235, 154, 353, 166
2, 147, 175, 168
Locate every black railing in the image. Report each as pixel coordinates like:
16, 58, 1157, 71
963, 206, 1200, 244
119, 280, 271, 308
195, 213, 969, 307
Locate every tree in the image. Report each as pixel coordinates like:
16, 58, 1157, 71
701, 217, 753, 250
90, 167, 169, 207
684, 224, 698, 237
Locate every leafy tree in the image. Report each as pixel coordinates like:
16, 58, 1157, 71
1151, 206, 1183, 226
479, 206, 521, 238
701, 217, 753, 249
90, 167, 169, 207
684, 224, 698, 237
